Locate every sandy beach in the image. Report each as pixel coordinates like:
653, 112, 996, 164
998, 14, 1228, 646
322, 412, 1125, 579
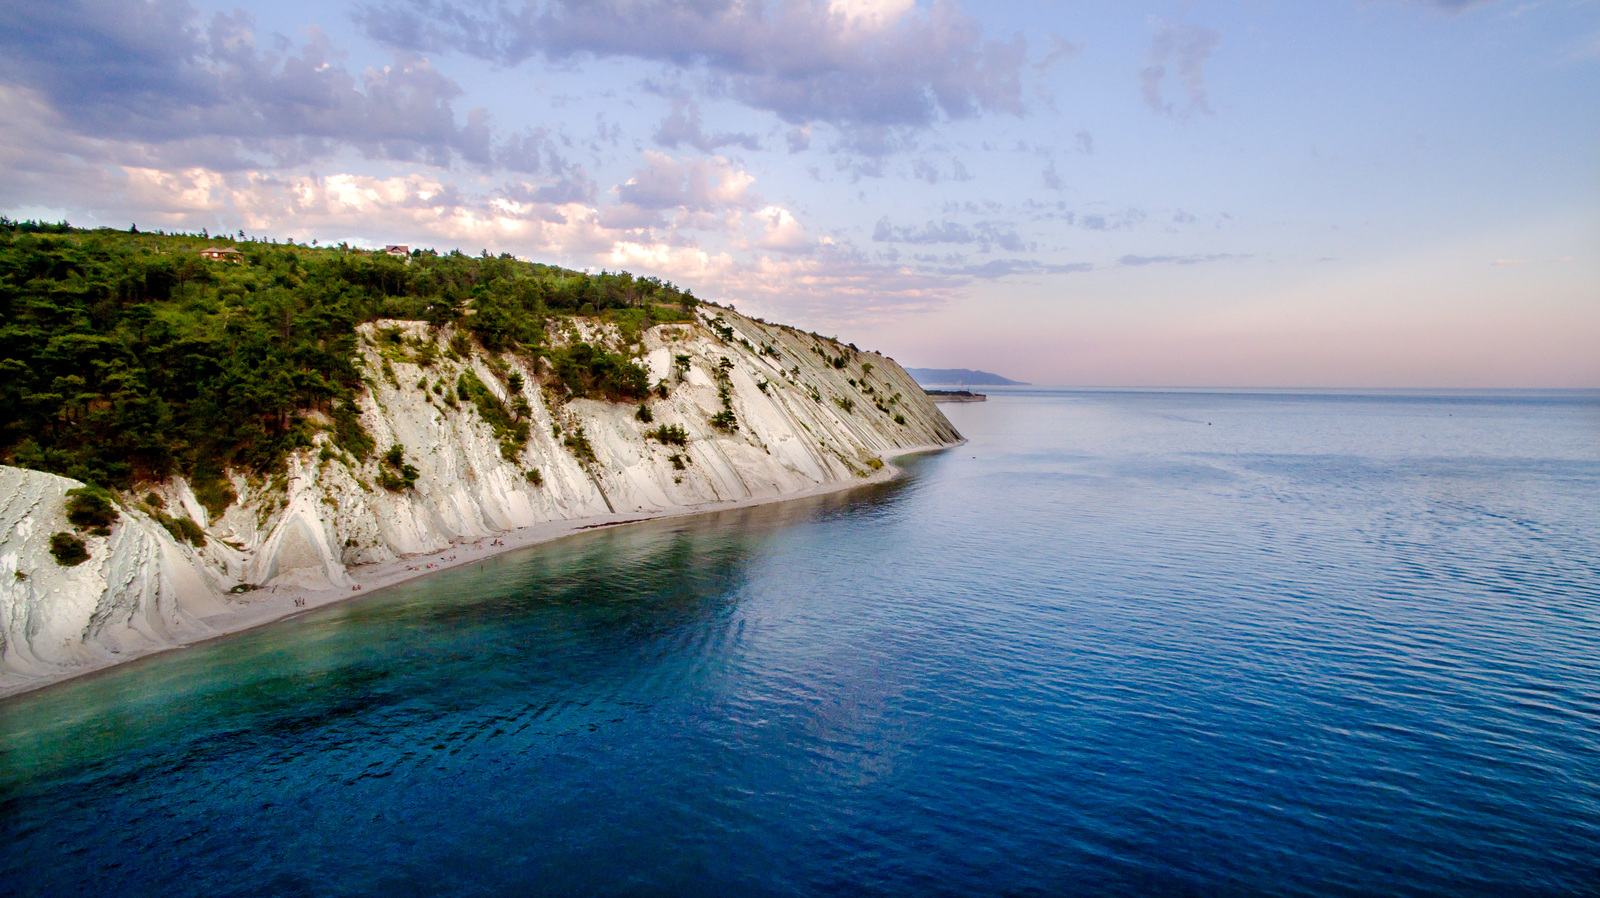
0, 443, 958, 702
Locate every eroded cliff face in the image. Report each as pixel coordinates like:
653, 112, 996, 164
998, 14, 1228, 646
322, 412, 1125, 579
0, 467, 229, 677
0, 308, 960, 689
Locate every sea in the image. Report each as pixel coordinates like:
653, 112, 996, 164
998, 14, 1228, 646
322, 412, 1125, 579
2, 389, 1598, 896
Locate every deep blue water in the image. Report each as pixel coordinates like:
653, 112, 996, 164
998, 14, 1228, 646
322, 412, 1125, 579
3, 389, 1599, 896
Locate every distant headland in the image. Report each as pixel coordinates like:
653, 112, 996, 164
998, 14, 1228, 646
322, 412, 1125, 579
924, 390, 987, 403
906, 368, 1028, 387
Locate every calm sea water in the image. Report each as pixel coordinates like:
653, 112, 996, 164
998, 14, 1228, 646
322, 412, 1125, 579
3, 389, 1599, 896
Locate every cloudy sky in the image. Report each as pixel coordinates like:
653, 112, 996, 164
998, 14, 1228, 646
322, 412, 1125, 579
2, 0, 1595, 387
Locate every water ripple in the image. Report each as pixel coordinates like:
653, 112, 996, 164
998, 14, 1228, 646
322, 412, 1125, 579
3, 390, 1600, 896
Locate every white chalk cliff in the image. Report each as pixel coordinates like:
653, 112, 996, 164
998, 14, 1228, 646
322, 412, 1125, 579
0, 308, 960, 692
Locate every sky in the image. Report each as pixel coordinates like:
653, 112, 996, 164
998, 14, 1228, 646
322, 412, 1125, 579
1, 0, 1596, 387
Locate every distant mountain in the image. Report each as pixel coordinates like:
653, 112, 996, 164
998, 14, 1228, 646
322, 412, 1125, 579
906, 368, 1029, 386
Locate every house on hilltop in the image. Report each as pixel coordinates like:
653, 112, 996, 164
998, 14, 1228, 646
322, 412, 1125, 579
199, 246, 243, 263
384, 245, 409, 257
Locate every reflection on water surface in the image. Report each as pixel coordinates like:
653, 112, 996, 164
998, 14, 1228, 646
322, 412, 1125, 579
3, 391, 1598, 896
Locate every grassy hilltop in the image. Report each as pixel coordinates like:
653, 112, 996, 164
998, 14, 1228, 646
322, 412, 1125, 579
0, 219, 704, 493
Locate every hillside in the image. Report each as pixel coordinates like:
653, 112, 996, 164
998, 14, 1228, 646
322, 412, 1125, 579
0, 220, 961, 694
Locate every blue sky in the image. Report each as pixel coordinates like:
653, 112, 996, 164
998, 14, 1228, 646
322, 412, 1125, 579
2, 0, 1595, 386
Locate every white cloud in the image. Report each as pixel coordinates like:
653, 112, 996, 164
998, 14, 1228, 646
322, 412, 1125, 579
753, 205, 811, 252
828, 0, 916, 32
616, 151, 758, 213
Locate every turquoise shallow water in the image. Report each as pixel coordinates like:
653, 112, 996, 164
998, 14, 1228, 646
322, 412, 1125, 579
2, 389, 1599, 896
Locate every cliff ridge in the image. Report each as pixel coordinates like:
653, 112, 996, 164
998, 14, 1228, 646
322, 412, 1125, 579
0, 306, 959, 694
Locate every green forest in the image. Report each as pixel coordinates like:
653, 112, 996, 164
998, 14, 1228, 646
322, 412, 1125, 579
0, 219, 698, 491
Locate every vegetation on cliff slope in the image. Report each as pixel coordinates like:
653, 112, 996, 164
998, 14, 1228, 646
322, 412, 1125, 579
0, 219, 694, 490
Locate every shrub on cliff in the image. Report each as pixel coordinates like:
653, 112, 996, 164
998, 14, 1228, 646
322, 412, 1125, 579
191, 469, 237, 518
550, 342, 650, 402
456, 370, 530, 461
149, 508, 208, 547
563, 425, 596, 464
50, 532, 89, 566
646, 424, 688, 446
65, 486, 117, 533
378, 444, 420, 491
